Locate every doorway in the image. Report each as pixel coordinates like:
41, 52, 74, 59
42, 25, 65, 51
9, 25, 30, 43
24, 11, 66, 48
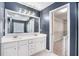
49, 4, 70, 56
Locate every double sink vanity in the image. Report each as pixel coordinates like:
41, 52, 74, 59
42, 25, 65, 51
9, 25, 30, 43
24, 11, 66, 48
1, 33, 46, 56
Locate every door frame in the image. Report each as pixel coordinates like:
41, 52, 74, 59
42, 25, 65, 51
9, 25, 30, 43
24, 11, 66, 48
49, 3, 70, 56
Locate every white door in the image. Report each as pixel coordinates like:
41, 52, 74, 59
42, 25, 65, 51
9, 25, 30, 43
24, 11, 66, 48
3, 47, 17, 56
18, 45, 28, 56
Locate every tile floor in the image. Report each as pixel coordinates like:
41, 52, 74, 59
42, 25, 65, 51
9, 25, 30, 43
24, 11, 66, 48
33, 50, 57, 56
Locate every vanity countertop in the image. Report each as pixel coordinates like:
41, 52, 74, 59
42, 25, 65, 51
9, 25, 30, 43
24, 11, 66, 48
1, 33, 46, 43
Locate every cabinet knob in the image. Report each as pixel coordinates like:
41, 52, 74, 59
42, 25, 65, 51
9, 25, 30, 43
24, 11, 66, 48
14, 48, 16, 50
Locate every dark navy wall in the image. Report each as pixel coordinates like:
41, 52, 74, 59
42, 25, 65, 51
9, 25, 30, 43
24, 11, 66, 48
40, 2, 78, 56
34, 19, 39, 32
70, 3, 78, 56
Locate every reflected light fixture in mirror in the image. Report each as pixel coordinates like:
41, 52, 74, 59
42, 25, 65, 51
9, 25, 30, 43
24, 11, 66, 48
44, 16, 49, 21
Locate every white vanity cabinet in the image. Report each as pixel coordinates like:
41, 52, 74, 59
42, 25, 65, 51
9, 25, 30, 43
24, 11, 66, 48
28, 37, 46, 56
1, 34, 46, 56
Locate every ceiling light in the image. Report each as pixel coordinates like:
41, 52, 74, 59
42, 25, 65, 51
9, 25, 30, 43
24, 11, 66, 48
59, 8, 67, 13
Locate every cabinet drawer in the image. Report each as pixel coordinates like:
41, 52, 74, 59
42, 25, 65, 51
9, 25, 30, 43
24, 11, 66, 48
29, 44, 35, 49
28, 40, 34, 44
18, 40, 28, 45
2, 42, 17, 48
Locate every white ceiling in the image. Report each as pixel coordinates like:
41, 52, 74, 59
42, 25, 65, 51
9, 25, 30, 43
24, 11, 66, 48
18, 2, 54, 11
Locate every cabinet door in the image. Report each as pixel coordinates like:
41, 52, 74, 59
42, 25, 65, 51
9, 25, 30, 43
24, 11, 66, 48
3, 47, 17, 56
41, 39, 46, 50
35, 42, 41, 52
18, 45, 28, 56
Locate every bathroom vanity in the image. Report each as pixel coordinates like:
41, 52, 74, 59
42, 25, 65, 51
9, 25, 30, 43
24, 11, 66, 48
1, 33, 46, 56
0, 6, 46, 56
0, 8, 44, 56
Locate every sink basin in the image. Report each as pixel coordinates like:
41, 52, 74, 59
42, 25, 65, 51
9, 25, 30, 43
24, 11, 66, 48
13, 36, 18, 38
34, 34, 38, 36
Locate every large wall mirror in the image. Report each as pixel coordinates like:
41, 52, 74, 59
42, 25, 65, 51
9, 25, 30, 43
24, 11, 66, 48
5, 9, 40, 35
50, 4, 70, 56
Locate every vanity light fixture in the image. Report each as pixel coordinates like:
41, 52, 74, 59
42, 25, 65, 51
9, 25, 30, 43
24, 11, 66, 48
18, 8, 22, 13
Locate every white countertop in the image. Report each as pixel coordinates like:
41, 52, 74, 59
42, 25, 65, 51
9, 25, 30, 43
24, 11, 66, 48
1, 33, 46, 43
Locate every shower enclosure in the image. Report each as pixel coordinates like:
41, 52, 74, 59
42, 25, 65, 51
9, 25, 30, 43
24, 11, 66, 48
53, 7, 67, 56
49, 3, 70, 56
